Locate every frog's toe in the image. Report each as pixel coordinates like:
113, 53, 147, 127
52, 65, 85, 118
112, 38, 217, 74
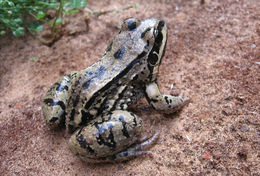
178, 92, 190, 103
116, 150, 153, 160
134, 131, 160, 151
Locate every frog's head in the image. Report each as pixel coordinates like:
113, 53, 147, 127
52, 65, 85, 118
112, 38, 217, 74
120, 18, 168, 82
142, 18, 168, 82
104, 18, 167, 83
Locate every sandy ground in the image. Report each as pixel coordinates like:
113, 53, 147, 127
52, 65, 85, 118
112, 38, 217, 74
0, 0, 259, 175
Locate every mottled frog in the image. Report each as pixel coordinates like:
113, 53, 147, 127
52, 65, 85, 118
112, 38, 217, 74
42, 18, 189, 163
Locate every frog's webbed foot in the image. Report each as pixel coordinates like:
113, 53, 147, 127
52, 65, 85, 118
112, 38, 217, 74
145, 82, 190, 114
106, 131, 160, 162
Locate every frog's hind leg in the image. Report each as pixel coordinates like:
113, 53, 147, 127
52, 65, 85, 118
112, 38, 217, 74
79, 131, 159, 163
69, 110, 159, 163
42, 71, 79, 127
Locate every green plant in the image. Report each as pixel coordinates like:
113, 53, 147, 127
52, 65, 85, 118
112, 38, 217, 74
0, 0, 87, 37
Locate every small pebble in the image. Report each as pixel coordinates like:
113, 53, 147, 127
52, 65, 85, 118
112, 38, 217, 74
251, 44, 256, 48
240, 124, 249, 132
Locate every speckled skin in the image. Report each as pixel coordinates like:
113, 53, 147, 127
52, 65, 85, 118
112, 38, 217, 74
42, 18, 189, 162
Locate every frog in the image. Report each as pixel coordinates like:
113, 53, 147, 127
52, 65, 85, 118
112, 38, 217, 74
42, 18, 190, 163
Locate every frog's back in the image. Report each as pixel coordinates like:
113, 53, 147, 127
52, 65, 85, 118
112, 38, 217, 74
65, 53, 144, 132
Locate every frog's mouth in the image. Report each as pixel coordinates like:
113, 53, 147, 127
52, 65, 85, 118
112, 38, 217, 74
147, 20, 168, 81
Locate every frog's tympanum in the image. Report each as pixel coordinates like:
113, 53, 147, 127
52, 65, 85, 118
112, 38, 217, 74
42, 18, 189, 163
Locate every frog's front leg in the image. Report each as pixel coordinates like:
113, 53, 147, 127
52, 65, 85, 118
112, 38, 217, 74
69, 110, 159, 163
42, 71, 78, 127
145, 82, 190, 113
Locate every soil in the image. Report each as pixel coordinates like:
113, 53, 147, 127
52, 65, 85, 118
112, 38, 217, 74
0, 0, 259, 175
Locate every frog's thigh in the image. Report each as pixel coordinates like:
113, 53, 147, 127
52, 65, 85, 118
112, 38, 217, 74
69, 110, 144, 162
145, 82, 190, 113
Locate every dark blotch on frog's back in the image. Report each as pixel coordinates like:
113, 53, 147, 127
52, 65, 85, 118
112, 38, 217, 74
96, 66, 106, 77
85, 66, 106, 79
141, 28, 151, 38
114, 47, 126, 60
82, 79, 93, 89
127, 20, 137, 31
82, 66, 106, 89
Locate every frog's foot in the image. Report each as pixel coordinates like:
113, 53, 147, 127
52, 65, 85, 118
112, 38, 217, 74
145, 82, 190, 114
178, 92, 191, 105
110, 131, 160, 162
133, 131, 160, 151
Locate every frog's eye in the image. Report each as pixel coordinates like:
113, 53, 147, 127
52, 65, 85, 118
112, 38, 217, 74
121, 18, 140, 31
148, 52, 159, 66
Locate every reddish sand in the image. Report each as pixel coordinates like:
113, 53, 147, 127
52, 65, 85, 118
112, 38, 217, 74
0, 0, 259, 175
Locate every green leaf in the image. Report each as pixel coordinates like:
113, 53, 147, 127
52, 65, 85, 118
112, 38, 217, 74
37, 11, 46, 19
29, 22, 44, 33
65, 9, 79, 15
55, 17, 62, 25
30, 57, 37, 61
0, 0, 87, 37
0, 30, 6, 35
8, 103, 12, 108
70, 0, 87, 9
5, 1, 14, 6
133, 4, 139, 8
36, 25, 43, 32
28, 21, 39, 31
2, 18, 10, 24
48, 20, 54, 26
13, 27, 24, 36
14, 18, 23, 24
